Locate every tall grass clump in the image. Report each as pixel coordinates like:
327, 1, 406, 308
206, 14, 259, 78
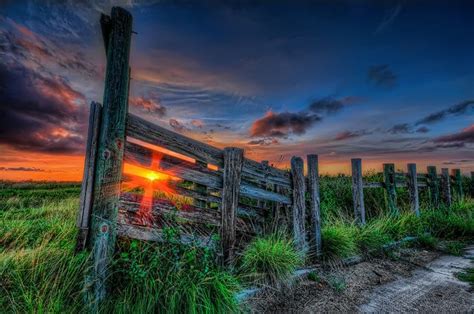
321, 223, 359, 258
239, 234, 303, 285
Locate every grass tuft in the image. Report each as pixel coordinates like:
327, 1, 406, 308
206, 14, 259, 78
239, 234, 303, 285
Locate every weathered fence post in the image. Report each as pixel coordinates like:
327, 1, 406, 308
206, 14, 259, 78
220, 147, 244, 265
85, 7, 132, 306
471, 171, 474, 198
383, 163, 398, 215
451, 169, 463, 201
427, 166, 440, 208
307, 154, 322, 258
76, 102, 102, 252
291, 156, 307, 252
406, 163, 420, 217
351, 158, 366, 225
440, 168, 452, 207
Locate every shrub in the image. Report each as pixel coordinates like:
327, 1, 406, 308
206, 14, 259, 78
239, 234, 303, 285
109, 236, 240, 313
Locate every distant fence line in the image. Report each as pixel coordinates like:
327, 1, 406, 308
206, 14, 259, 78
75, 7, 474, 307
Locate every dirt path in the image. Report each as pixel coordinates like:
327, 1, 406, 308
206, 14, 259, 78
359, 245, 474, 313
244, 246, 474, 313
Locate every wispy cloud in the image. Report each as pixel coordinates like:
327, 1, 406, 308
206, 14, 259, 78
375, 3, 402, 34
416, 100, 474, 125
368, 64, 397, 89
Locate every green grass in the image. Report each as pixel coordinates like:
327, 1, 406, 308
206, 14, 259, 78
444, 241, 465, 256
239, 234, 303, 285
0, 184, 240, 313
1, 180, 473, 312
456, 267, 474, 288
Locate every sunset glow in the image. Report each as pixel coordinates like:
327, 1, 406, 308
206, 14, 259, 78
0, 1, 473, 182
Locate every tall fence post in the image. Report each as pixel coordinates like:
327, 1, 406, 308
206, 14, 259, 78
291, 156, 307, 252
220, 147, 244, 265
406, 163, 420, 217
383, 163, 398, 215
440, 168, 452, 207
427, 166, 440, 208
451, 169, 463, 201
76, 102, 102, 252
471, 171, 474, 198
85, 7, 133, 306
351, 158, 366, 225
307, 154, 322, 258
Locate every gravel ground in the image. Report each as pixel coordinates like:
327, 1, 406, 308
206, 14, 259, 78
243, 246, 474, 313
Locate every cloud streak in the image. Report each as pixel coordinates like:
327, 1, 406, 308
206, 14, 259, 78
416, 100, 474, 125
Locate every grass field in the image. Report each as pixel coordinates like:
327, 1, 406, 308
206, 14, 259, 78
1, 178, 473, 313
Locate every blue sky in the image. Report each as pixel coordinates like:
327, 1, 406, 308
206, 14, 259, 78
0, 0, 473, 179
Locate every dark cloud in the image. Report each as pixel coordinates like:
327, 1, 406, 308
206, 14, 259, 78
130, 96, 167, 117
388, 123, 411, 134
433, 125, 474, 144
308, 97, 344, 114
443, 159, 473, 165
250, 111, 321, 138
0, 62, 87, 154
247, 138, 279, 146
169, 118, 185, 132
416, 100, 474, 125
368, 64, 397, 89
308, 96, 363, 115
0, 167, 45, 172
334, 129, 371, 141
415, 126, 430, 133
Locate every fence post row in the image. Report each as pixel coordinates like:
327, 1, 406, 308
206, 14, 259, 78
383, 163, 398, 215
440, 168, 452, 207
220, 147, 244, 265
85, 7, 133, 307
307, 154, 322, 258
351, 158, 366, 225
291, 157, 307, 252
406, 163, 420, 217
427, 166, 440, 208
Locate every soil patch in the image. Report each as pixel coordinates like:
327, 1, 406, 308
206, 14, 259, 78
243, 246, 473, 313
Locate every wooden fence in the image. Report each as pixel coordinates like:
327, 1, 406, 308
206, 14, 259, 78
76, 7, 473, 306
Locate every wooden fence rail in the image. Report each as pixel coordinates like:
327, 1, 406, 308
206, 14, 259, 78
76, 6, 473, 306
